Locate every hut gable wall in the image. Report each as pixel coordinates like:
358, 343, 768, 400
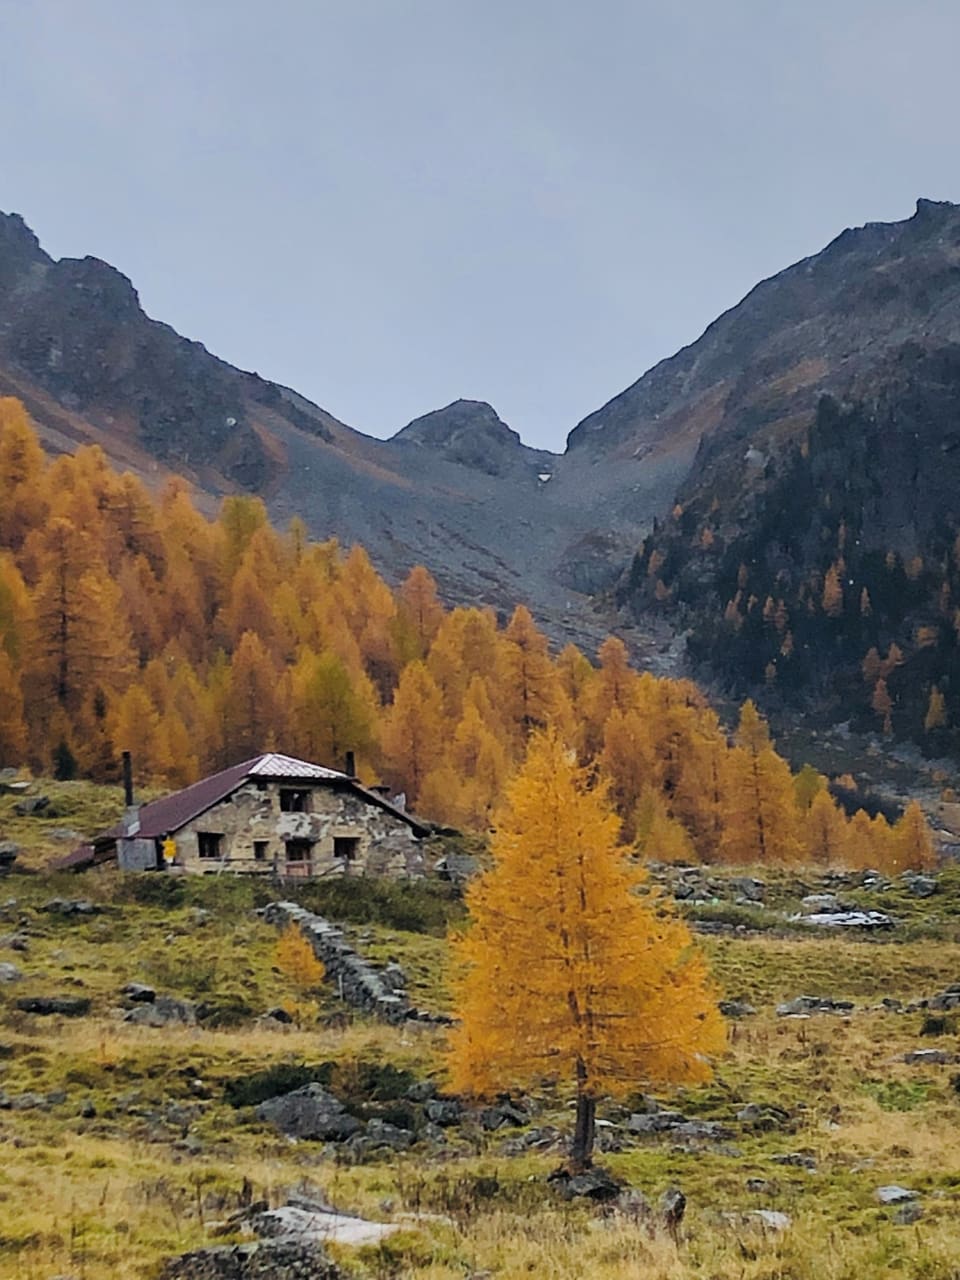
171, 779, 422, 878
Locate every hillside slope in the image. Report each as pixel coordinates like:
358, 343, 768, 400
0, 212, 682, 648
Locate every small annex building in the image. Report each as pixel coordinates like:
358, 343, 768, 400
76, 753, 430, 878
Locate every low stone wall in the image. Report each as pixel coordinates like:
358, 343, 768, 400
262, 901, 448, 1025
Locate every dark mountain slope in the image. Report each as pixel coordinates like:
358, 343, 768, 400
0, 212, 677, 648
606, 202, 960, 748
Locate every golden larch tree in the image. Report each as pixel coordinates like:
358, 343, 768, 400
802, 789, 848, 866
274, 924, 327, 1025
720, 745, 803, 865
446, 730, 725, 1173
381, 660, 445, 806
892, 801, 936, 872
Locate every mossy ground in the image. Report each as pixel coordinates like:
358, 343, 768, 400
1, 856, 959, 1278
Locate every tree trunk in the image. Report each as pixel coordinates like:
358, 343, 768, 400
570, 1091, 596, 1173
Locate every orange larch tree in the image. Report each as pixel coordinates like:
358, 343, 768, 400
446, 730, 725, 1173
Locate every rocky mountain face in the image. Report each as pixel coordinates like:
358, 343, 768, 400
8, 199, 960, 707
606, 200, 960, 746
0, 211, 686, 650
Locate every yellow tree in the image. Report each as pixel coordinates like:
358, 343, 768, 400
221, 631, 281, 761
500, 605, 561, 746
274, 924, 326, 1024
396, 564, 444, 659
289, 650, 379, 770
380, 660, 445, 806
802, 789, 848, 865
446, 730, 725, 1173
720, 746, 803, 865
924, 687, 947, 735
0, 650, 27, 767
0, 399, 47, 549
892, 801, 936, 872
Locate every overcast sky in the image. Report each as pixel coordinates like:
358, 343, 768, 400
2, 1, 959, 451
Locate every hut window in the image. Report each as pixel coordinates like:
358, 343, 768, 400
197, 832, 223, 860
253, 841, 269, 862
285, 839, 313, 862
280, 789, 310, 813
334, 836, 360, 862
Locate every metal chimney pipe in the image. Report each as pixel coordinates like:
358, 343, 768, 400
122, 751, 134, 807
344, 750, 356, 779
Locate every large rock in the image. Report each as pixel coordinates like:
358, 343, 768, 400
160, 1241, 342, 1279
14, 795, 49, 816
125, 996, 196, 1027
256, 1085, 362, 1142
776, 995, 855, 1017
876, 1185, 920, 1205
41, 898, 99, 917
424, 1097, 463, 1127
0, 962, 21, 983
553, 1167, 622, 1201
16, 995, 90, 1016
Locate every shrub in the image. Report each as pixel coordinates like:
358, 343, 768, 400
289, 877, 464, 935
224, 1061, 334, 1108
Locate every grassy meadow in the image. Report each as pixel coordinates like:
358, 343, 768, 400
1, 785, 960, 1278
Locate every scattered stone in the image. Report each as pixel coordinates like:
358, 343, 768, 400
553, 1167, 622, 1201
477, 1101, 527, 1131
256, 1084, 362, 1142
876, 1185, 920, 1204
881, 997, 903, 1012
51, 828, 82, 842
424, 1097, 462, 1127
405, 1080, 436, 1103
80, 1099, 97, 1118
744, 1209, 792, 1231
903, 1049, 954, 1065
776, 995, 855, 1017
795, 910, 894, 931
11, 1092, 50, 1111
122, 982, 157, 1003
719, 999, 756, 1018
0, 962, 21, 983
745, 1178, 778, 1194
14, 795, 49, 816
16, 995, 90, 1017
354, 1119, 414, 1152
737, 1103, 790, 1131
770, 1152, 817, 1170
160, 1241, 342, 1279
926, 985, 960, 1011
800, 893, 844, 913
253, 1203, 405, 1246
41, 898, 98, 917
730, 877, 765, 903
894, 1202, 924, 1225
908, 876, 938, 898
125, 996, 196, 1027
0, 842, 19, 872
262, 1006, 293, 1024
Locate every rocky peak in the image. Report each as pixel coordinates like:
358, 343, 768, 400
50, 255, 143, 318
565, 198, 960, 458
391, 399, 543, 476
0, 212, 51, 303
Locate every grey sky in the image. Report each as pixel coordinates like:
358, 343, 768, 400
2, 1, 959, 451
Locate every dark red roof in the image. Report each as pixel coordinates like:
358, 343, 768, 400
91, 753, 430, 846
